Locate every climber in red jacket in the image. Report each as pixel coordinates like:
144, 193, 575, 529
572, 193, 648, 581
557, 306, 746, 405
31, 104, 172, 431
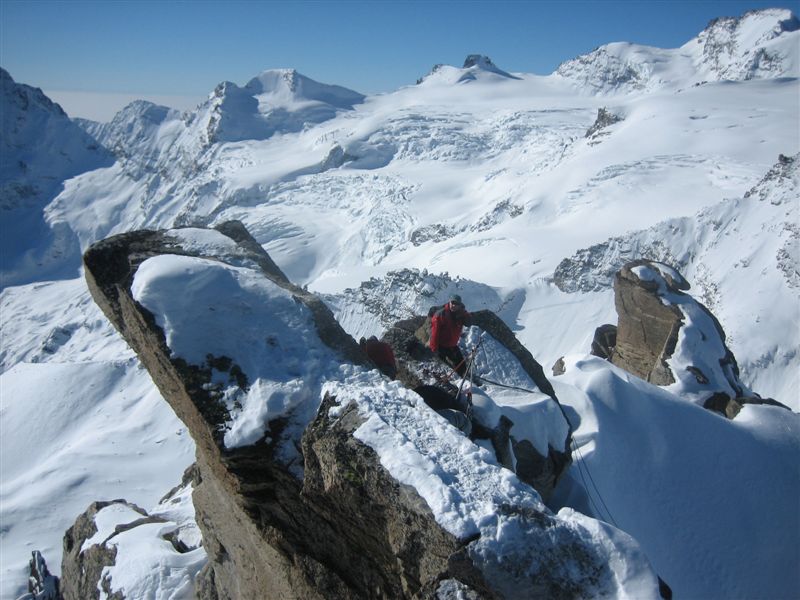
429, 294, 472, 376
360, 335, 398, 380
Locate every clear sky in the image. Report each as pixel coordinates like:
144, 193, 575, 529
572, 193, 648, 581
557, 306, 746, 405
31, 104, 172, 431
2, 0, 797, 121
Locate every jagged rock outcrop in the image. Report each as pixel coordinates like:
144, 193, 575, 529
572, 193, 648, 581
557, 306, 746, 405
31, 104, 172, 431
609, 260, 786, 415
61, 501, 138, 600
77, 221, 662, 599
611, 261, 685, 386
585, 107, 623, 139
17, 551, 61, 600
60, 465, 205, 600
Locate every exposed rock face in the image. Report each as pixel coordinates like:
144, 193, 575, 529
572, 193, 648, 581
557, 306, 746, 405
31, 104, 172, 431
61, 501, 125, 600
590, 324, 617, 360
585, 107, 623, 139
614, 261, 703, 387
18, 551, 61, 600
78, 221, 660, 599
609, 260, 787, 414
611, 261, 688, 386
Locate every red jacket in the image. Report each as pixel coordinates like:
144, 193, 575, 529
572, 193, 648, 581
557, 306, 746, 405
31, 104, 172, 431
430, 305, 470, 352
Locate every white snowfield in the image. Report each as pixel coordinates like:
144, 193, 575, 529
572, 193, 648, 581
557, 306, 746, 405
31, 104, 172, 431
1, 7, 798, 600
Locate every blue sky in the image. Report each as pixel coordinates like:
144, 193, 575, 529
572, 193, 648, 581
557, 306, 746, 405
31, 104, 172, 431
2, 0, 797, 120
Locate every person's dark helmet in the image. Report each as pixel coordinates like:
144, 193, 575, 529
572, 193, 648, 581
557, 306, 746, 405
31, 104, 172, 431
449, 293, 465, 310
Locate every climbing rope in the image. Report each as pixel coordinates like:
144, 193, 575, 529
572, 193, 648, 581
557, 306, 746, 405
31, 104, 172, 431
475, 363, 620, 528
455, 334, 486, 417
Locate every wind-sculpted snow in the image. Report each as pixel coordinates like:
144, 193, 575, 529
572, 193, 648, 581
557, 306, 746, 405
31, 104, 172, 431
553, 355, 800, 599
131, 252, 343, 450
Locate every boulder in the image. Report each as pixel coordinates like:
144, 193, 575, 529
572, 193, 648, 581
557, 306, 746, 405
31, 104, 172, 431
590, 324, 617, 360
611, 261, 685, 386
609, 260, 788, 415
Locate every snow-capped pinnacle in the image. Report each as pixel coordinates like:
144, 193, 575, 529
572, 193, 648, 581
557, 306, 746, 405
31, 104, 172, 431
417, 54, 521, 85
460, 54, 520, 80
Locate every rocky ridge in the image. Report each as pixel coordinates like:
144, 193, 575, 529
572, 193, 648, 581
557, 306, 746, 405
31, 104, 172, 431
70, 221, 662, 599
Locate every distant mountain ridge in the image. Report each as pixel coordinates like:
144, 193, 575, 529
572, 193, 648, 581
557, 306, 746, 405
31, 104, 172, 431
556, 8, 799, 94
0, 68, 113, 288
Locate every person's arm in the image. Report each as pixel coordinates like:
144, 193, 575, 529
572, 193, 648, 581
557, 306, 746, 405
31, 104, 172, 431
429, 315, 440, 352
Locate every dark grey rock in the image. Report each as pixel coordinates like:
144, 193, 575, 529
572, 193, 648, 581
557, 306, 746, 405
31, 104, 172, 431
585, 107, 623, 138
17, 551, 61, 600
552, 357, 566, 376
590, 324, 617, 360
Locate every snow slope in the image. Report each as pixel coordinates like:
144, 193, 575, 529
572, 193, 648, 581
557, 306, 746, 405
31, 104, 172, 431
0, 69, 113, 288
552, 355, 800, 599
1, 7, 798, 599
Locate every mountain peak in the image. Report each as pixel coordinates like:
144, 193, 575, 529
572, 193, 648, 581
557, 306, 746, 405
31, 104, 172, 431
463, 54, 496, 69
556, 7, 799, 94
243, 68, 364, 107
460, 54, 520, 80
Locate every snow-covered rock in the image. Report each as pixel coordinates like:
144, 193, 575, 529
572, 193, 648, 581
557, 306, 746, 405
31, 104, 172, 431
609, 259, 764, 411
60, 470, 205, 600
553, 154, 800, 406
78, 222, 663, 599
